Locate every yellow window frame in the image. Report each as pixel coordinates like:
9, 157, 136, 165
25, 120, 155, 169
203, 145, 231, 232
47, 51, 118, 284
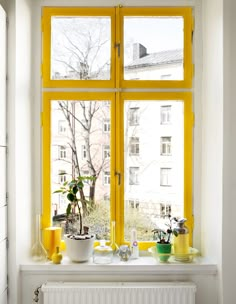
118, 7, 193, 89
42, 7, 193, 89
41, 92, 116, 230
41, 6, 194, 249
42, 7, 116, 88
115, 92, 193, 250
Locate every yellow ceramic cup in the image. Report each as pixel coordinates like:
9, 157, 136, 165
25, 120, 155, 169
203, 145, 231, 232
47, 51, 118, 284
43, 227, 62, 260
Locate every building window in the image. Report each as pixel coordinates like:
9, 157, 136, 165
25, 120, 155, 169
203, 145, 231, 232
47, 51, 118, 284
104, 171, 110, 185
160, 203, 172, 218
129, 199, 140, 209
129, 167, 139, 185
103, 145, 110, 159
160, 137, 172, 155
160, 106, 171, 124
160, 168, 172, 186
58, 120, 67, 133
81, 145, 87, 159
129, 137, 139, 156
58, 170, 67, 183
129, 107, 140, 126
59, 145, 66, 159
103, 119, 110, 133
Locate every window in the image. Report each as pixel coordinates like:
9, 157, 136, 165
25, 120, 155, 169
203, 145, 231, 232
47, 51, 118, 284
160, 168, 172, 186
58, 120, 67, 133
129, 167, 139, 185
59, 145, 66, 159
104, 171, 110, 185
160, 137, 171, 155
129, 137, 139, 156
103, 145, 110, 159
81, 145, 86, 159
129, 107, 140, 126
42, 7, 193, 248
161, 105, 171, 124
128, 199, 140, 209
103, 119, 110, 133
160, 203, 172, 218
58, 170, 66, 183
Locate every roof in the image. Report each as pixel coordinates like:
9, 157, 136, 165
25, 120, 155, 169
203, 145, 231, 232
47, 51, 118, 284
125, 49, 183, 70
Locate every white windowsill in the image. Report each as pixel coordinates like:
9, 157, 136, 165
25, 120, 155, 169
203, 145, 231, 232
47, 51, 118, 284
20, 255, 217, 276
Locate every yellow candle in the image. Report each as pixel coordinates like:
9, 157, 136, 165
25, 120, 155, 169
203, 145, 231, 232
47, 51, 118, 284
43, 227, 62, 260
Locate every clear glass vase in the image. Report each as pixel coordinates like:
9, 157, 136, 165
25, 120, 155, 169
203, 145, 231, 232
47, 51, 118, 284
31, 214, 48, 262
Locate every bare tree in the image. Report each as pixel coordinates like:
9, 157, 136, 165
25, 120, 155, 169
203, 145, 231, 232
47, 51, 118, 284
52, 18, 111, 215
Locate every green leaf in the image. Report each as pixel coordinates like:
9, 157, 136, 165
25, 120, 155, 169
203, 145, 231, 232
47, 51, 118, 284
72, 185, 78, 194
66, 203, 71, 216
77, 181, 84, 189
67, 192, 75, 202
53, 190, 63, 193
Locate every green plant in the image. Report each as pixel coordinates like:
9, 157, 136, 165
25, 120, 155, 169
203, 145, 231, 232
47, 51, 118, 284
53, 176, 94, 236
152, 215, 178, 244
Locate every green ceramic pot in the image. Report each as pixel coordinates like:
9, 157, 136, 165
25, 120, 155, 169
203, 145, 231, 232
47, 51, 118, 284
156, 243, 172, 262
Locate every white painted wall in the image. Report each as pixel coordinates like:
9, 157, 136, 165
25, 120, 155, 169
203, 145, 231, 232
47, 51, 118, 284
2, 0, 33, 303
4, 0, 236, 302
222, 0, 236, 302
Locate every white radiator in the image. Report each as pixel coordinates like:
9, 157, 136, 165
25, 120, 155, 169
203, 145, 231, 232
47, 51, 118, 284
41, 282, 196, 304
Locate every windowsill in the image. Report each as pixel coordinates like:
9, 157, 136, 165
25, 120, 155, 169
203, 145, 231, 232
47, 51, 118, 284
20, 255, 217, 276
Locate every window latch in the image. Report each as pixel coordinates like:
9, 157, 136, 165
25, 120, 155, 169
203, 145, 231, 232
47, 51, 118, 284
115, 43, 120, 57
115, 171, 121, 185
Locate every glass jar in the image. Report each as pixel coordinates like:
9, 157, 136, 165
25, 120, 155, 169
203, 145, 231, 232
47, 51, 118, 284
93, 240, 113, 264
173, 218, 189, 261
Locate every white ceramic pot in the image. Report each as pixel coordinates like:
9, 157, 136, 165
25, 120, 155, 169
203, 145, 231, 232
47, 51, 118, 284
64, 235, 94, 262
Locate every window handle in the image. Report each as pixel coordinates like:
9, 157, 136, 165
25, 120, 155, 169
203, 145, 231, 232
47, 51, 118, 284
115, 171, 121, 185
115, 43, 120, 57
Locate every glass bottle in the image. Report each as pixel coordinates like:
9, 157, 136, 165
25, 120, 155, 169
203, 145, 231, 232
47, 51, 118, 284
173, 218, 189, 261
31, 214, 48, 262
108, 221, 119, 255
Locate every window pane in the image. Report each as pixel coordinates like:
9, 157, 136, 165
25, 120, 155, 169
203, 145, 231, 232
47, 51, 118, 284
51, 17, 111, 80
124, 17, 184, 80
124, 100, 184, 241
51, 100, 111, 240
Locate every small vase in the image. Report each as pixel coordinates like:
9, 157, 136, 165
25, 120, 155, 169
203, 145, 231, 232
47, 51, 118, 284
156, 243, 172, 262
31, 214, 47, 262
108, 221, 119, 255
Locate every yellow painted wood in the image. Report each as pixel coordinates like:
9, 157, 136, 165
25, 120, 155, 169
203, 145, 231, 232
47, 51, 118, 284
119, 7, 193, 89
42, 7, 194, 248
42, 7, 116, 88
120, 92, 193, 249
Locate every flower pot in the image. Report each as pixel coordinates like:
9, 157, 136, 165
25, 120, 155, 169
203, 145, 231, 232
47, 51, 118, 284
64, 234, 94, 262
156, 243, 172, 262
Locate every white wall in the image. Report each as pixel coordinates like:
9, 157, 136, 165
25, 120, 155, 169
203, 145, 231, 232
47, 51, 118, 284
5, 0, 236, 303
3, 0, 33, 303
222, 0, 236, 302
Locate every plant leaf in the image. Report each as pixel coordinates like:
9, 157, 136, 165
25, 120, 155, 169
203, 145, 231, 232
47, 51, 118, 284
66, 203, 71, 216
67, 192, 75, 202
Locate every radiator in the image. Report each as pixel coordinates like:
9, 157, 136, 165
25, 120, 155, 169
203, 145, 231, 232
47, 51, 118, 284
41, 282, 196, 304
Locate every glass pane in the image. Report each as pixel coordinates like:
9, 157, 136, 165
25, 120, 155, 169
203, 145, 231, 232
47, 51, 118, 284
51, 100, 111, 240
124, 100, 184, 241
51, 17, 111, 80
124, 17, 184, 80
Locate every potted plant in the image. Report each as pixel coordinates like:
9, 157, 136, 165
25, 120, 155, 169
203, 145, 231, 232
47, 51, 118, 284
152, 215, 178, 262
54, 175, 95, 262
